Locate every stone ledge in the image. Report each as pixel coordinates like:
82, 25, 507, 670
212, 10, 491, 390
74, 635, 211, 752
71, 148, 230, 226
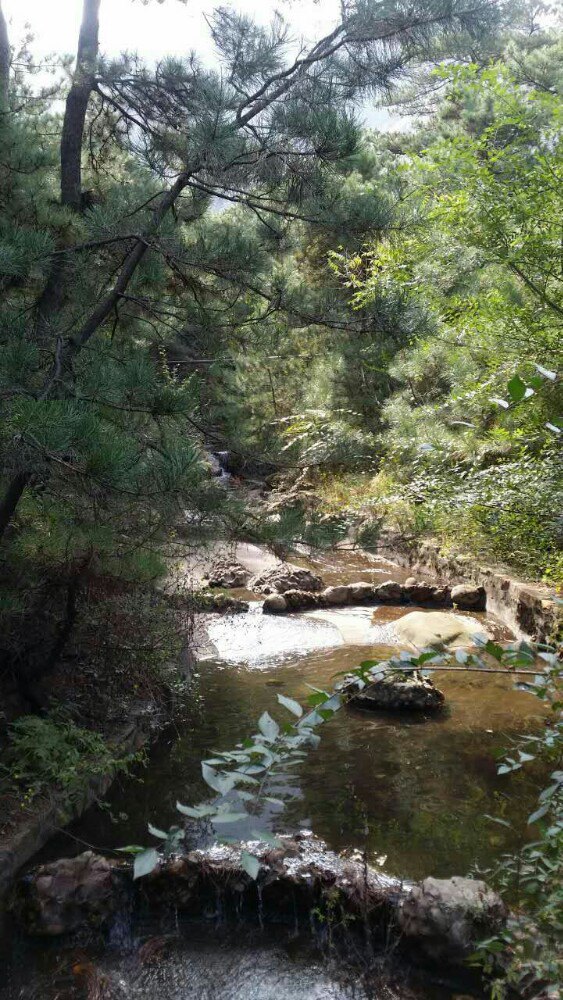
377, 531, 560, 643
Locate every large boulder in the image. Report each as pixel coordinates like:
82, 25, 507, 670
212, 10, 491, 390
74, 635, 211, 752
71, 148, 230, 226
11, 852, 119, 937
204, 559, 251, 589
341, 670, 445, 713
398, 876, 507, 963
451, 584, 486, 611
395, 610, 488, 649
249, 563, 323, 595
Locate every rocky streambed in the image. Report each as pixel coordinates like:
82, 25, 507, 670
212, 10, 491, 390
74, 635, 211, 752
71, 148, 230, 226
0, 546, 551, 999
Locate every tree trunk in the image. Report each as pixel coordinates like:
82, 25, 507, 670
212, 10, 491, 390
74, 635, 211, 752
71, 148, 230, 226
0, 0, 9, 112
35, 0, 101, 338
0, 470, 31, 544
60, 0, 101, 209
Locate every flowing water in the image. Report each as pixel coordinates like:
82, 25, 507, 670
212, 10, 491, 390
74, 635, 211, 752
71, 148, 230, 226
0, 549, 547, 1000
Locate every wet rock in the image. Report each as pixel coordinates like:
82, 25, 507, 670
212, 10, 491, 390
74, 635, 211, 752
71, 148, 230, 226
451, 584, 486, 611
262, 594, 288, 614
142, 833, 399, 927
373, 580, 405, 603
249, 563, 324, 595
322, 585, 350, 606
341, 670, 445, 713
283, 589, 319, 611
11, 852, 119, 936
347, 582, 376, 603
204, 559, 251, 589
395, 611, 488, 649
398, 876, 507, 963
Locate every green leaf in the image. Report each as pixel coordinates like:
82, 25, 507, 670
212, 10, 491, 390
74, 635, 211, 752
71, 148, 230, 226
240, 850, 260, 879
528, 803, 549, 825
148, 822, 169, 840
534, 363, 557, 381
116, 845, 147, 855
133, 848, 160, 880
507, 375, 527, 402
277, 693, 303, 717
176, 801, 217, 818
201, 763, 237, 795
212, 812, 248, 824
484, 814, 512, 828
258, 711, 280, 742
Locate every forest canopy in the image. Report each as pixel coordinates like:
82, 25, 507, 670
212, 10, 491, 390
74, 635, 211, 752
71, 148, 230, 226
0, 0, 560, 700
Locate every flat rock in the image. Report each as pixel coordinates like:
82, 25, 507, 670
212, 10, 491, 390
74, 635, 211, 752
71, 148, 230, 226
249, 563, 323, 595
395, 611, 488, 649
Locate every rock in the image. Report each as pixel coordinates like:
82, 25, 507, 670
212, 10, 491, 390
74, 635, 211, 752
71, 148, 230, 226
342, 670, 445, 712
11, 852, 118, 936
395, 611, 488, 649
432, 586, 453, 606
373, 580, 405, 603
262, 594, 288, 614
404, 580, 439, 604
322, 585, 350, 606
398, 876, 507, 963
204, 559, 251, 589
249, 563, 324, 595
283, 589, 319, 611
347, 582, 376, 603
451, 584, 486, 611
196, 592, 249, 614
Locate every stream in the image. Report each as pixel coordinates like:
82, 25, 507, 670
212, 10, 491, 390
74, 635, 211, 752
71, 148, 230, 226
0, 549, 547, 999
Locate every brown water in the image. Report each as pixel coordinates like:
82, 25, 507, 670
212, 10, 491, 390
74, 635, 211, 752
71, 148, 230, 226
0, 549, 547, 1000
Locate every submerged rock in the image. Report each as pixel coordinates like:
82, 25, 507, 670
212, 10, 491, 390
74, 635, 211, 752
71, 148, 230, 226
395, 610, 488, 649
249, 563, 324, 595
204, 559, 251, 589
341, 670, 445, 713
451, 584, 486, 611
11, 852, 119, 936
398, 876, 507, 962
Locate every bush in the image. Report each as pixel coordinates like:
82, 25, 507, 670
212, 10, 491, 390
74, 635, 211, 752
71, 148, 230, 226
1, 711, 142, 802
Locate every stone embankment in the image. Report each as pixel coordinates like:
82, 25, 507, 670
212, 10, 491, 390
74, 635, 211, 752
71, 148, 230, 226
377, 531, 560, 643
262, 578, 485, 615
11, 833, 507, 969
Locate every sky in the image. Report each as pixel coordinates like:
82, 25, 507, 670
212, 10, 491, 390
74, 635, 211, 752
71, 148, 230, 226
2, 0, 397, 127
